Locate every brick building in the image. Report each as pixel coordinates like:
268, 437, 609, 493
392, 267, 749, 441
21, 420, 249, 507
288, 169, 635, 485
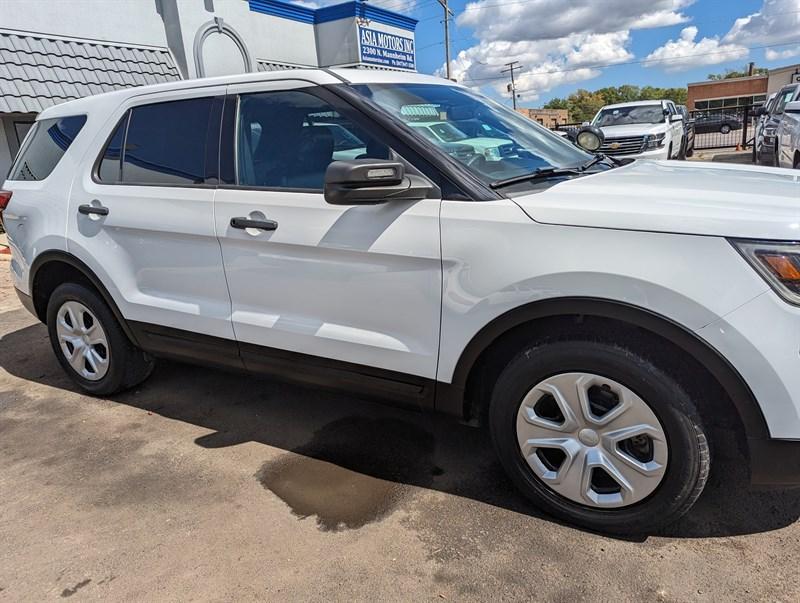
686, 74, 768, 111
516, 107, 570, 128
687, 63, 800, 112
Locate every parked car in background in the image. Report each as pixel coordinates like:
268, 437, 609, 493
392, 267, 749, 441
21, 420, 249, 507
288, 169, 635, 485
5, 69, 800, 536
676, 105, 695, 158
754, 92, 778, 165
776, 99, 800, 169
591, 100, 684, 159
693, 113, 743, 135
755, 84, 800, 166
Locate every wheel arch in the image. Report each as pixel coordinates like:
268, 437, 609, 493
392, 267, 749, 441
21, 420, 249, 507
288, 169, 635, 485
28, 250, 140, 346
437, 297, 770, 444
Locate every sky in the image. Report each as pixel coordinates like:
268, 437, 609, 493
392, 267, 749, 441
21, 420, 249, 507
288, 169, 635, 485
360, 0, 800, 106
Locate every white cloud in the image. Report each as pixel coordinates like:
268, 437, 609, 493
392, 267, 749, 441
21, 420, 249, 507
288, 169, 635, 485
442, 32, 633, 102
456, 0, 693, 43
723, 0, 800, 47
443, 0, 691, 99
644, 26, 749, 72
765, 45, 800, 60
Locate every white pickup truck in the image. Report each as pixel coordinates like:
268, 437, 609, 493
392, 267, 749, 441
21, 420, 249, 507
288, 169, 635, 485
777, 99, 800, 169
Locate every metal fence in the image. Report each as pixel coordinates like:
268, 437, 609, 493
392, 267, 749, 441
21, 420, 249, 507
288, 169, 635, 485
688, 103, 758, 150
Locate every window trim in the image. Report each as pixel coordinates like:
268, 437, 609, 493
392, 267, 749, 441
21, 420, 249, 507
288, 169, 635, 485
90, 95, 224, 189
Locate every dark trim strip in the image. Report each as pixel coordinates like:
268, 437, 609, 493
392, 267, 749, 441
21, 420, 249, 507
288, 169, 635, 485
127, 321, 435, 410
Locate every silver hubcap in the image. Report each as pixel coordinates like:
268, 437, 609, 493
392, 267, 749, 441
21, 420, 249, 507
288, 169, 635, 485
516, 373, 668, 508
55, 301, 110, 381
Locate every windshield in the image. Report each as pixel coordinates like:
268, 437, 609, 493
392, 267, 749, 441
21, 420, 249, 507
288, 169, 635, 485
593, 105, 666, 126
351, 83, 591, 186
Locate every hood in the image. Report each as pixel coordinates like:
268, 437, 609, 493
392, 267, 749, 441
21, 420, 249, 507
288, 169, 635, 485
596, 123, 667, 137
511, 160, 800, 240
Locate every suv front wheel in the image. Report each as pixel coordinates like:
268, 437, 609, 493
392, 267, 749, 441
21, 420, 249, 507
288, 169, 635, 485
490, 339, 709, 534
47, 283, 155, 395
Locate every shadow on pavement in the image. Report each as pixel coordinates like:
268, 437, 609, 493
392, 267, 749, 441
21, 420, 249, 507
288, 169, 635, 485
2, 316, 799, 539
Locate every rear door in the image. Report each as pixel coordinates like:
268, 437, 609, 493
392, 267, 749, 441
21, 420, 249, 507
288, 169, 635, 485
213, 80, 443, 396
68, 86, 238, 355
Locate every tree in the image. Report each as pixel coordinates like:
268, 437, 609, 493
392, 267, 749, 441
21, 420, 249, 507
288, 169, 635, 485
708, 65, 769, 80
543, 97, 569, 110
567, 89, 607, 123
541, 85, 688, 122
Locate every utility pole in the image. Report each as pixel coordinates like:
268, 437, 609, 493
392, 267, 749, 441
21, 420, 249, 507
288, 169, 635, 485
437, 0, 454, 80
502, 61, 522, 110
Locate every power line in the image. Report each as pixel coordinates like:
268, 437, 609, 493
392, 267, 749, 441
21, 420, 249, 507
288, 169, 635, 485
414, 0, 800, 24
459, 39, 800, 85
436, 0, 455, 79
415, 9, 800, 51
501, 60, 523, 109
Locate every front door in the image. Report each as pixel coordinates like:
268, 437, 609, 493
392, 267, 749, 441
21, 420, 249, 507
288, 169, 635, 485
214, 81, 442, 398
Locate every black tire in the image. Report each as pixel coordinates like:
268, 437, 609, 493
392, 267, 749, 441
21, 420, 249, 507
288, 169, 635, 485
47, 283, 155, 395
677, 137, 686, 160
720, 124, 731, 134
667, 143, 673, 159
489, 340, 709, 534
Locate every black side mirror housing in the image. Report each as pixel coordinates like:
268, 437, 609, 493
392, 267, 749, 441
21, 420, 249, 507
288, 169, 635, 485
324, 160, 435, 205
754, 106, 768, 116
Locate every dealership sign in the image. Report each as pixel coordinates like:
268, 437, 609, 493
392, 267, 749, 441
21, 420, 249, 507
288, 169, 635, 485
358, 26, 415, 70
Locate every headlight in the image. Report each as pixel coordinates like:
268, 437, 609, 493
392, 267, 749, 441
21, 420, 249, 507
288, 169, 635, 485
644, 133, 666, 150
763, 126, 777, 140
731, 240, 800, 305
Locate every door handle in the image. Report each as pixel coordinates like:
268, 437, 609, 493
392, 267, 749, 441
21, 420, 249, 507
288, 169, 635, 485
230, 217, 278, 231
78, 203, 109, 216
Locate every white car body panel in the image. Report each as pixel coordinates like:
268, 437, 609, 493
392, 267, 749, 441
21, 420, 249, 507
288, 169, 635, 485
513, 160, 800, 239
777, 102, 800, 169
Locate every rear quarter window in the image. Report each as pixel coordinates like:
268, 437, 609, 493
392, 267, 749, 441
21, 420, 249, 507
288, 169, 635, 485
7, 115, 87, 181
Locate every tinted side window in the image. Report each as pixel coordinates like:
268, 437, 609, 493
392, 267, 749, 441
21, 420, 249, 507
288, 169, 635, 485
122, 97, 213, 185
97, 113, 128, 183
236, 90, 390, 190
8, 115, 86, 181
774, 88, 797, 115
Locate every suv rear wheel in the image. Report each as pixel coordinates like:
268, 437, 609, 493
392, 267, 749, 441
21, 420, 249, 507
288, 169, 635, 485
47, 283, 155, 395
489, 340, 709, 534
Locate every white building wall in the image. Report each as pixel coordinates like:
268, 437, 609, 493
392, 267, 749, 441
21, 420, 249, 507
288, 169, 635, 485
0, 0, 169, 47
175, 0, 318, 77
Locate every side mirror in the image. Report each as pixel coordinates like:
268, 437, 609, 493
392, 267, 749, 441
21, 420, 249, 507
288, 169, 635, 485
324, 160, 434, 205
754, 106, 768, 116
574, 125, 605, 152
785, 100, 800, 114
670, 114, 683, 123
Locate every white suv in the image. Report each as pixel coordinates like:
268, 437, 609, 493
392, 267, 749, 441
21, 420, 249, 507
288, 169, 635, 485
592, 100, 685, 159
3, 69, 800, 534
